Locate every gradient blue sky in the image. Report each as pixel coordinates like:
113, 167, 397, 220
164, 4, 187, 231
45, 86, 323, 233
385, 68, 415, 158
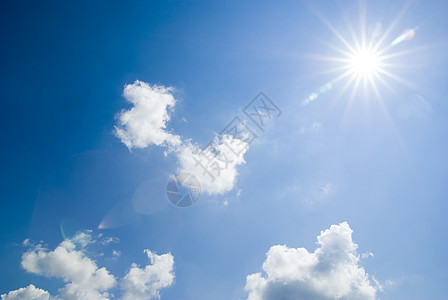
1, 0, 448, 299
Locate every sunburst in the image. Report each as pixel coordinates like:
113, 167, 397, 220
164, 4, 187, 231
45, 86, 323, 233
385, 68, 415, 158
302, 2, 421, 107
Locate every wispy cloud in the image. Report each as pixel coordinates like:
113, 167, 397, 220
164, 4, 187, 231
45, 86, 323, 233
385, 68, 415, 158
176, 136, 249, 195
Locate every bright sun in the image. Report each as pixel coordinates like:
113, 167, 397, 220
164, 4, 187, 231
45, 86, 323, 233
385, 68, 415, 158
348, 48, 380, 77
301, 3, 420, 107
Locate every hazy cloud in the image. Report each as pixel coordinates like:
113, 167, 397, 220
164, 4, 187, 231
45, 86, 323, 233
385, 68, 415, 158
176, 135, 248, 195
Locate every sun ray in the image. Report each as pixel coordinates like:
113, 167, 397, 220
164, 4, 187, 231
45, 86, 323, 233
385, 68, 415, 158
372, 71, 402, 100
307, 4, 358, 54
302, 53, 352, 64
303, 65, 353, 80
339, 75, 362, 129
359, 0, 367, 50
379, 43, 435, 60
299, 0, 425, 133
368, 73, 411, 156
376, 68, 418, 89
340, 5, 362, 51
372, 1, 414, 53
315, 38, 356, 59
327, 72, 359, 113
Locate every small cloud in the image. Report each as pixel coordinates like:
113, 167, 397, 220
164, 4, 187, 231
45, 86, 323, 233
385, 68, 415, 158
372, 275, 384, 292
236, 189, 242, 198
101, 236, 120, 245
300, 122, 322, 134
386, 279, 396, 286
72, 231, 95, 248
320, 183, 334, 196
121, 250, 175, 300
114, 81, 181, 150
112, 250, 121, 259
362, 251, 375, 259
176, 135, 249, 195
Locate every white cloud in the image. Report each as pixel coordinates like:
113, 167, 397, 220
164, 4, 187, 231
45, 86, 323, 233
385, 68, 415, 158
1, 284, 50, 300
112, 250, 121, 259
71, 231, 94, 248
101, 237, 120, 245
121, 250, 175, 300
115, 81, 181, 149
319, 183, 334, 196
362, 252, 374, 259
21, 232, 116, 300
245, 222, 378, 300
176, 135, 248, 195
114, 80, 252, 195
4, 233, 176, 300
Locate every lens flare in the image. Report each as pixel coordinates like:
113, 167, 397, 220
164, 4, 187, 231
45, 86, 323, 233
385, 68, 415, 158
390, 27, 418, 46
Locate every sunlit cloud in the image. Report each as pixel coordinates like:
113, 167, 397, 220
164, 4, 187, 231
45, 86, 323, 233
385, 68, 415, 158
2, 232, 175, 300
245, 222, 379, 300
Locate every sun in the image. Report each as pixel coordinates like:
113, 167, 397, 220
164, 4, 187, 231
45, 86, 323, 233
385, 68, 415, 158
300, 2, 422, 108
348, 48, 380, 78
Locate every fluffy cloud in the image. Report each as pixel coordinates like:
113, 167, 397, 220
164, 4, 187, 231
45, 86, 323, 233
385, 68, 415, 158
245, 222, 378, 300
21, 233, 116, 300
1, 284, 50, 300
3, 232, 175, 300
115, 81, 181, 149
114, 80, 251, 195
177, 135, 248, 195
121, 250, 175, 300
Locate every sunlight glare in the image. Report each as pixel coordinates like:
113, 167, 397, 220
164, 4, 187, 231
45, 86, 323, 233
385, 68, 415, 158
349, 49, 380, 77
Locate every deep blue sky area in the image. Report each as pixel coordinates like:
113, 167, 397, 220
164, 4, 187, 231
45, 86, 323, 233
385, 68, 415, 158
1, 1, 448, 299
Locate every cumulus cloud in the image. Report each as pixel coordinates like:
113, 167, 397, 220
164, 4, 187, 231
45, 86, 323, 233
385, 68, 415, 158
21, 233, 116, 300
1, 284, 50, 300
114, 81, 181, 149
114, 80, 251, 195
245, 222, 378, 300
121, 250, 175, 300
3, 232, 176, 300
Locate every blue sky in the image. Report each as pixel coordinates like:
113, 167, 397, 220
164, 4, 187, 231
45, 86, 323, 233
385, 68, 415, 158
1, 0, 448, 299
